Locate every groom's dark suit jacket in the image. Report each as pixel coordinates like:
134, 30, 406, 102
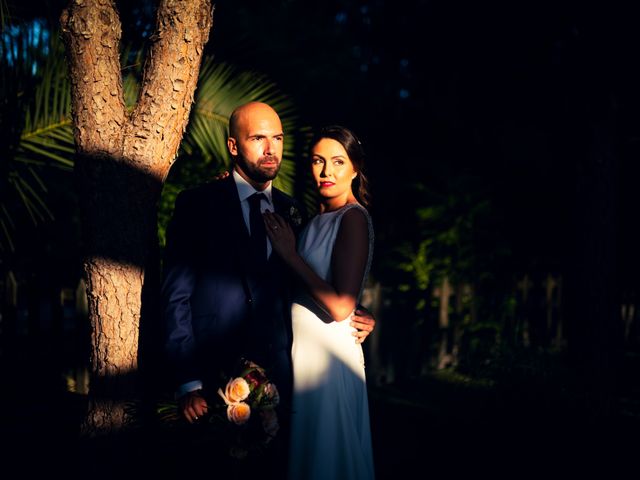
160, 174, 305, 407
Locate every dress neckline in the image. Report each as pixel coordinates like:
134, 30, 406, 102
318, 202, 362, 216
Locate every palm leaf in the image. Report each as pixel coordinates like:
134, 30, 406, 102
0, 24, 72, 251
19, 34, 74, 169
182, 58, 309, 196
121, 45, 143, 110
1, 1, 10, 31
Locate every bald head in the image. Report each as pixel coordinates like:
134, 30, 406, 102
229, 102, 281, 139
227, 102, 284, 189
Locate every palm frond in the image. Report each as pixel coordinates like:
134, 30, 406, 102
182, 58, 309, 196
0, 1, 10, 32
19, 34, 74, 170
0, 204, 15, 252
122, 45, 143, 110
0, 23, 73, 251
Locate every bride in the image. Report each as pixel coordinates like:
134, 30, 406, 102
264, 125, 375, 480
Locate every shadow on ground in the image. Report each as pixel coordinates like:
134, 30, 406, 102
2, 335, 639, 479
368, 370, 640, 478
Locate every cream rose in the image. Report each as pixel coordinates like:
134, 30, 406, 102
227, 402, 251, 425
225, 377, 250, 403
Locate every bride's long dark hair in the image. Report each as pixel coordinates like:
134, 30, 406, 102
310, 125, 371, 208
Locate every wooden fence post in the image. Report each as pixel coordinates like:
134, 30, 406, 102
360, 280, 386, 385
516, 274, 533, 347
76, 278, 88, 319
544, 273, 565, 349
433, 276, 454, 369
450, 282, 474, 366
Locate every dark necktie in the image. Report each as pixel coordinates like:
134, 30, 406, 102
248, 192, 267, 265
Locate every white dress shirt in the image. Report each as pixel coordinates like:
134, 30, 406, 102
232, 169, 274, 258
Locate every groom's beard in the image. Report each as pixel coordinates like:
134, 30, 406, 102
237, 155, 282, 183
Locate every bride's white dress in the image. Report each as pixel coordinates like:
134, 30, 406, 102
288, 203, 375, 480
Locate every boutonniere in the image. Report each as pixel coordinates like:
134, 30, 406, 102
289, 205, 302, 227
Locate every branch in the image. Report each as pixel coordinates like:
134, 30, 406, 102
124, 0, 214, 180
60, 0, 126, 159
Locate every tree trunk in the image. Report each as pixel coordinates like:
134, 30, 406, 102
60, 0, 213, 435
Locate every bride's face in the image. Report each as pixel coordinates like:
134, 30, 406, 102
311, 138, 357, 201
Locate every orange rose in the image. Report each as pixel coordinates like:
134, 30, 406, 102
225, 377, 250, 403
227, 402, 251, 425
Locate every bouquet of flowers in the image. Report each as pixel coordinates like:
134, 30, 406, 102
156, 358, 280, 459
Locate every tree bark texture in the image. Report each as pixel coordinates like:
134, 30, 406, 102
60, 0, 213, 435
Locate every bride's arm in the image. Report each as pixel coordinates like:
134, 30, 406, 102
264, 208, 369, 322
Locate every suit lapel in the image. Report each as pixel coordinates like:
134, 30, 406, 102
224, 174, 250, 238
213, 176, 252, 271
272, 188, 291, 219
215, 182, 294, 296
273, 188, 305, 237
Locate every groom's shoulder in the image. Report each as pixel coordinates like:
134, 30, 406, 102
272, 186, 295, 204
273, 187, 307, 214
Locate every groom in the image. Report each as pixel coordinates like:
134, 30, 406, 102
161, 102, 375, 428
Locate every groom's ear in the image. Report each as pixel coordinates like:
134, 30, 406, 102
227, 137, 238, 156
